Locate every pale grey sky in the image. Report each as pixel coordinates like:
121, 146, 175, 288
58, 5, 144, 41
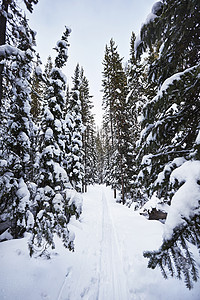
27, 0, 156, 126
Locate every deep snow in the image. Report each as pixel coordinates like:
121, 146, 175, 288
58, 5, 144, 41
0, 185, 200, 300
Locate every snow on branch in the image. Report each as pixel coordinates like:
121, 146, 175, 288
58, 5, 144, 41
150, 64, 200, 106
0, 44, 24, 59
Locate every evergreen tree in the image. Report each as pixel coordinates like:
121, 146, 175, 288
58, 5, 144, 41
102, 38, 129, 202
30, 55, 51, 185
0, 4, 37, 238
30, 27, 82, 256
79, 67, 97, 191
135, 0, 200, 288
65, 64, 84, 192
124, 32, 146, 204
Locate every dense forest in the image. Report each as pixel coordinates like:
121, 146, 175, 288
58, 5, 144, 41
0, 0, 200, 290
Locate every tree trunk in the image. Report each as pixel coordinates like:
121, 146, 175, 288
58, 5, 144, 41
0, 0, 9, 104
121, 175, 125, 204
82, 183, 84, 193
114, 188, 116, 199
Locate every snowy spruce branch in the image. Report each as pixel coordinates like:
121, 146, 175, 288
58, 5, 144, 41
144, 214, 200, 290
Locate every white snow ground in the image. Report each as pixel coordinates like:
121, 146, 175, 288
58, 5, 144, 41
0, 185, 200, 300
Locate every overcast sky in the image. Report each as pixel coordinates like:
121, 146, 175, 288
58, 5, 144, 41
27, 0, 156, 127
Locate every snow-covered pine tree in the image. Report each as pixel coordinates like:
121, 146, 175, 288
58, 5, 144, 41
65, 64, 84, 192
102, 39, 129, 203
102, 43, 118, 196
135, 0, 200, 288
30, 27, 82, 256
0, 2, 38, 238
79, 67, 97, 191
124, 32, 146, 204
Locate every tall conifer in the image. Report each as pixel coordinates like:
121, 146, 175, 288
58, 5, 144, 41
0, 4, 37, 238
135, 0, 200, 288
102, 39, 129, 202
30, 28, 82, 256
65, 64, 84, 192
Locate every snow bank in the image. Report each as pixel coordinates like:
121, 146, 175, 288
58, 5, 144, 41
164, 160, 200, 240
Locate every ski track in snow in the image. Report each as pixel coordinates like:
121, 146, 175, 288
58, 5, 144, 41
59, 185, 131, 300
98, 188, 130, 300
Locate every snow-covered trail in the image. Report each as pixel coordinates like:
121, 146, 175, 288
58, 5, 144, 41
98, 189, 129, 300
0, 185, 200, 300
59, 185, 133, 300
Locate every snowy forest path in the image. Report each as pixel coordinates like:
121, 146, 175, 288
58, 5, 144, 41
54, 184, 173, 300
98, 188, 130, 300
57, 184, 134, 300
